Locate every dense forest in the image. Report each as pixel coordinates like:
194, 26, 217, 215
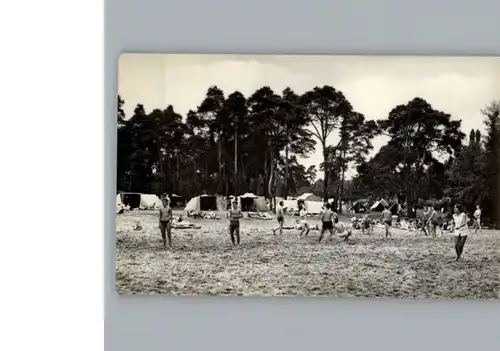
117, 85, 500, 226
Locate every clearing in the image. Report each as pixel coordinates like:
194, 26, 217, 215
116, 211, 500, 299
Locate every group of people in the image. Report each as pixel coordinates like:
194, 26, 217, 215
157, 196, 481, 261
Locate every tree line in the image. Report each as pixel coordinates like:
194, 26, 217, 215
117, 85, 500, 226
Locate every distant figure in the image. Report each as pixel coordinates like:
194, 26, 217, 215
298, 205, 310, 238
272, 200, 285, 236
227, 200, 243, 246
361, 213, 373, 235
473, 204, 482, 234
318, 203, 335, 243
159, 197, 173, 250
421, 206, 430, 236
451, 204, 468, 261
427, 205, 438, 238
380, 205, 393, 238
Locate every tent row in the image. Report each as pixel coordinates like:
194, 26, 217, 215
348, 198, 402, 214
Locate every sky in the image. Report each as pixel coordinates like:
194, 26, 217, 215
118, 54, 500, 179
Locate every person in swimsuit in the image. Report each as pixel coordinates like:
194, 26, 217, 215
473, 204, 482, 234
298, 204, 310, 238
427, 205, 438, 238
227, 200, 243, 245
272, 200, 285, 236
159, 197, 173, 249
380, 205, 392, 239
318, 203, 335, 243
361, 213, 373, 235
451, 204, 469, 261
333, 220, 353, 242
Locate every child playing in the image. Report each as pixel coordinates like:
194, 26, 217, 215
159, 197, 173, 250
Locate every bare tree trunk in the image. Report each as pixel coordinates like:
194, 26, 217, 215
284, 144, 289, 199
268, 150, 275, 212
339, 149, 346, 214
264, 153, 268, 198
234, 122, 238, 196
322, 144, 329, 202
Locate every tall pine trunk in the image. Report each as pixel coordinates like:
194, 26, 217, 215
284, 144, 289, 199
339, 149, 346, 214
268, 149, 275, 212
234, 122, 238, 196
322, 144, 329, 202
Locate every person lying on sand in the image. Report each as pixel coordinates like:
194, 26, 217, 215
159, 197, 173, 250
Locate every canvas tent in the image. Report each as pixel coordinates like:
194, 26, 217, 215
304, 201, 323, 214
388, 202, 401, 215
116, 192, 163, 212
297, 193, 322, 202
184, 194, 227, 212
349, 200, 367, 213
238, 193, 268, 212
370, 199, 389, 212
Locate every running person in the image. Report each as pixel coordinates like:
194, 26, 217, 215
473, 204, 482, 234
318, 203, 335, 243
272, 200, 285, 236
227, 200, 242, 246
298, 204, 310, 238
159, 197, 173, 250
380, 205, 393, 238
451, 204, 469, 261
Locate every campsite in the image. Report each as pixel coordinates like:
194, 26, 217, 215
116, 208, 500, 298
116, 56, 500, 299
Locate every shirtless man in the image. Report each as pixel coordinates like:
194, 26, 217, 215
380, 205, 393, 239
272, 200, 285, 236
318, 203, 336, 243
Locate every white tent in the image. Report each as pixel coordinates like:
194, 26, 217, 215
297, 193, 322, 202
240, 192, 258, 199
184, 194, 227, 212
370, 199, 389, 212
116, 194, 124, 214
304, 201, 323, 214
139, 194, 164, 210
238, 194, 268, 212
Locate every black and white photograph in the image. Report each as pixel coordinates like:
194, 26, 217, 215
116, 54, 499, 298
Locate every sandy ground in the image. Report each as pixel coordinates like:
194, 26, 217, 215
116, 210, 500, 299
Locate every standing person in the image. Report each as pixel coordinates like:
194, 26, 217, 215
451, 204, 469, 261
380, 205, 393, 239
473, 204, 482, 234
361, 213, 373, 235
227, 200, 243, 246
298, 204, 310, 238
318, 203, 335, 243
159, 197, 173, 250
272, 200, 285, 236
427, 205, 438, 238
421, 206, 430, 235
